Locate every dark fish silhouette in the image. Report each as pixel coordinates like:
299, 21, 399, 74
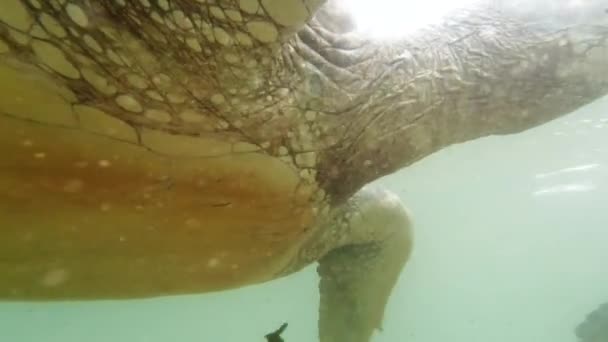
265, 323, 288, 342
575, 302, 608, 342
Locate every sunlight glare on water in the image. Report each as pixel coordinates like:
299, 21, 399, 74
342, 0, 482, 38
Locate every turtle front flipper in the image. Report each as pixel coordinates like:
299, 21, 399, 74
316, 187, 413, 342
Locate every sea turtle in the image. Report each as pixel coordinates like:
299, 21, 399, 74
0, 1, 607, 341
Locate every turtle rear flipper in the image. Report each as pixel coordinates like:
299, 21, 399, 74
317, 188, 413, 342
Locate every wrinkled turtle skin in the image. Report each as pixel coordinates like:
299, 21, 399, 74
0, 1, 607, 341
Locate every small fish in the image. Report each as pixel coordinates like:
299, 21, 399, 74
265, 323, 288, 342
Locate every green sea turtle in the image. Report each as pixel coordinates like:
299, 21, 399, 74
0, 1, 607, 341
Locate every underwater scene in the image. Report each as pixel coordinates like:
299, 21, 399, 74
0, 0, 607, 341
1, 95, 607, 342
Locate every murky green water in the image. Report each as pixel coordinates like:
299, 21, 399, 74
1, 96, 606, 342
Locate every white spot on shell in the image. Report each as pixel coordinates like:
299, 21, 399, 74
207, 258, 220, 268
74, 161, 89, 168
21, 231, 34, 242
41, 268, 69, 287
185, 218, 201, 228
98, 159, 111, 167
